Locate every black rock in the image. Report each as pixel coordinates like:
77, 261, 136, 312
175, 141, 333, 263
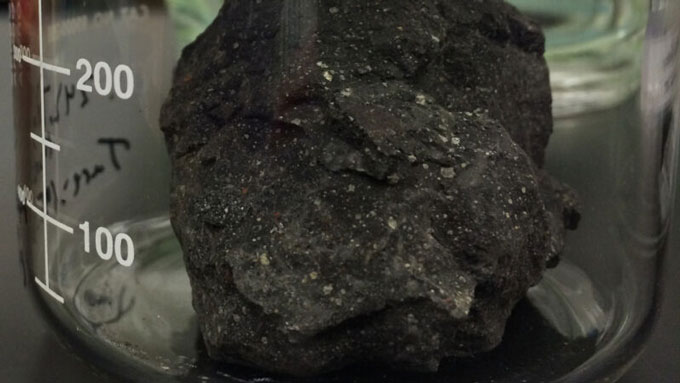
160, 0, 577, 376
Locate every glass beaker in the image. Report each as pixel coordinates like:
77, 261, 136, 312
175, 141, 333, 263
507, 0, 650, 116
9, 0, 680, 382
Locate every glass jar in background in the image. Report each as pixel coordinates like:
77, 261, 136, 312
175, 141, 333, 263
508, 0, 650, 116
10, 0, 680, 382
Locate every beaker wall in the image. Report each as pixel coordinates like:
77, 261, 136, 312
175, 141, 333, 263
10, 1, 680, 382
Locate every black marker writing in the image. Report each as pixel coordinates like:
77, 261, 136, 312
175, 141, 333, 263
97, 138, 131, 171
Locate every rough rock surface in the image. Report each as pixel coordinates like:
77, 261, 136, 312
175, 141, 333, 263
160, 0, 578, 376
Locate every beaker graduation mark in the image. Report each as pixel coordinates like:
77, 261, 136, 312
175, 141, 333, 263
21, 54, 71, 76
30, 132, 61, 151
32, 0, 70, 304
25, 200, 74, 235
18, 0, 139, 305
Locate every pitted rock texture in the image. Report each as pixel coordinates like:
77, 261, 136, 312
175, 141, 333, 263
160, 0, 579, 376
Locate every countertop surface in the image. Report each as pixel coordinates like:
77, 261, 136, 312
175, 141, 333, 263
1, 7, 679, 383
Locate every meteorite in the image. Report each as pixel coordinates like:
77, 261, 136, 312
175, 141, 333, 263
160, 0, 579, 376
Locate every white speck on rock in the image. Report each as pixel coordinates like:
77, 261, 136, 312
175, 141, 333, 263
259, 253, 270, 266
440, 167, 456, 179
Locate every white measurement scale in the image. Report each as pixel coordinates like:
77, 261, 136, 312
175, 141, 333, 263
14, 0, 139, 304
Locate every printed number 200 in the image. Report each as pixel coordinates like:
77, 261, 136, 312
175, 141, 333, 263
76, 59, 134, 100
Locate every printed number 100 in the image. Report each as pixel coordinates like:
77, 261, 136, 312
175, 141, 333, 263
79, 222, 135, 267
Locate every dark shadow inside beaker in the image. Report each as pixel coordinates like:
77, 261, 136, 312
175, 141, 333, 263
182, 299, 597, 383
